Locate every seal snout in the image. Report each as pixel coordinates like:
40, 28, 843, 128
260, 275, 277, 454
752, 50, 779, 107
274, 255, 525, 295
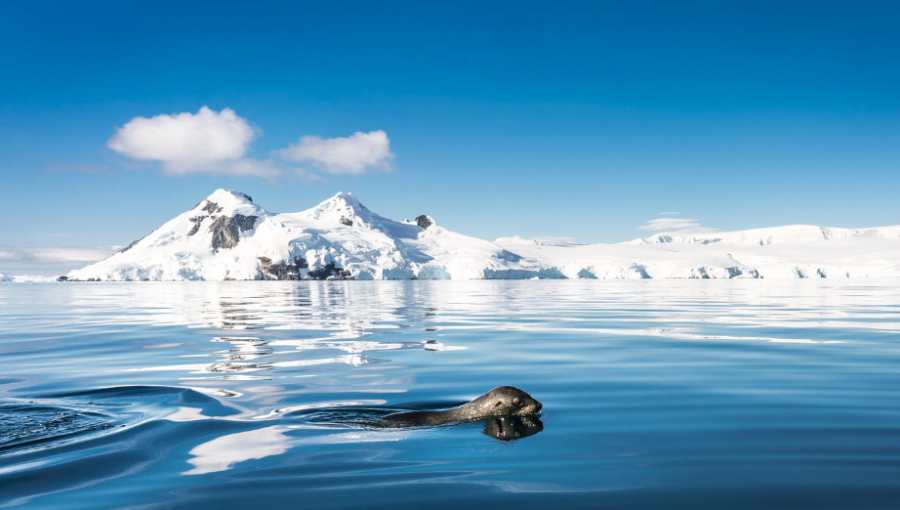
524, 399, 542, 415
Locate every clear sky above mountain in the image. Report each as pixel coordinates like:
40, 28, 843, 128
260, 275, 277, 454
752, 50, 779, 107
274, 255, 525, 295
2, 0, 898, 260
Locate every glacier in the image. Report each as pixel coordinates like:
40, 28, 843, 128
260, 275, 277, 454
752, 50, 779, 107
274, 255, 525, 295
62, 189, 900, 281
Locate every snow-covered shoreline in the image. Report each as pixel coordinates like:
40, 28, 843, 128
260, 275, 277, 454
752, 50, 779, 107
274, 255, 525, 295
10, 189, 896, 282
0, 273, 59, 283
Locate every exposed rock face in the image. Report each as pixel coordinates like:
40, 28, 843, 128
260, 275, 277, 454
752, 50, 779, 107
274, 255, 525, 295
209, 214, 258, 250
416, 215, 433, 230
202, 201, 224, 214
257, 256, 308, 280
257, 256, 351, 280
339, 216, 353, 226
187, 216, 205, 236
233, 214, 258, 231
307, 262, 353, 280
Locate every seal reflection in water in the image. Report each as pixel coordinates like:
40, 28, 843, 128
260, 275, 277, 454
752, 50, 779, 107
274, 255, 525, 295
483, 415, 544, 440
383, 386, 542, 428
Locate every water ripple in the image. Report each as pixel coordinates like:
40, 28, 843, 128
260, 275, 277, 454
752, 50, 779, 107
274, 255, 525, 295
2, 281, 900, 508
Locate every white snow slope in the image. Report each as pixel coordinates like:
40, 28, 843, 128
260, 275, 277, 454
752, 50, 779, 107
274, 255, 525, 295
497, 226, 900, 280
67, 189, 900, 281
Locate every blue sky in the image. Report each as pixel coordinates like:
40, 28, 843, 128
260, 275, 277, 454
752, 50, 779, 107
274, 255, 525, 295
1, 1, 899, 272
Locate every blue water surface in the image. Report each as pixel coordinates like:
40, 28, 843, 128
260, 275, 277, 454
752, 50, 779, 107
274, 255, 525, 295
1, 281, 900, 509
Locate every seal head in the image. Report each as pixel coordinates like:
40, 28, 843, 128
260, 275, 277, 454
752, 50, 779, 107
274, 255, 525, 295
383, 386, 542, 427
464, 386, 542, 419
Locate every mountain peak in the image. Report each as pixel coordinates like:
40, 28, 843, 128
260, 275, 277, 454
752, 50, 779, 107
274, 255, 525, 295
191, 189, 259, 215
326, 191, 364, 208
309, 191, 371, 223
205, 189, 254, 204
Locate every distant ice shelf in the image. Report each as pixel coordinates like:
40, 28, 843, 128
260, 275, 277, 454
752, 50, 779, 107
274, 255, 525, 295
0, 273, 58, 283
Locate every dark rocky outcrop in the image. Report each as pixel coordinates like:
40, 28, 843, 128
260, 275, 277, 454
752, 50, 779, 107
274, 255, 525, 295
187, 216, 206, 236
415, 215, 433, 230
257, 256, 350, 280
307, 262, 353, 280
257, 256, 308, 280
202, 201, 224, 214
209, 214, 258, 250
340, 216, 353, 226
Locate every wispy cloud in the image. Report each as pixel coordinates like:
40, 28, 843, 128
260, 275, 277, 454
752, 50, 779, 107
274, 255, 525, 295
0, 246, 119, 264
638, 217, 717, 233
277, 130, 394, 175
0, 245, 119, 276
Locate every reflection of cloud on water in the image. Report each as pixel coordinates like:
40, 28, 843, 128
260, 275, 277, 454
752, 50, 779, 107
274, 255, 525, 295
184, 426, 290, 475
183, 425, 405, 475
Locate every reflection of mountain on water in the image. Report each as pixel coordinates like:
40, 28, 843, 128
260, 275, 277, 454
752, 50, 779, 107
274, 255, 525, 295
56, 280, 899, 407
54, 282, 477, 386
53, 280, 900, 339
58, 281, 513, 331
125, 329, 466, 385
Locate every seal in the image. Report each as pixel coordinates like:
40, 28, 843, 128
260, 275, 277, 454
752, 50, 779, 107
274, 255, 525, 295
383, 386, 542, 427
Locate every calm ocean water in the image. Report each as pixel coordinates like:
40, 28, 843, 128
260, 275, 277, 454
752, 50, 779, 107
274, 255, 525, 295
1, 281, 900, 509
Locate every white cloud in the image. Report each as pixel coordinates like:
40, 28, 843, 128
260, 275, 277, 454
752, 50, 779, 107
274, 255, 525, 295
638, 217, 718, 233
0, 245, 120, 276
107, 108, 394, 179
108, 106, 274, 176
277, 130, 394, 175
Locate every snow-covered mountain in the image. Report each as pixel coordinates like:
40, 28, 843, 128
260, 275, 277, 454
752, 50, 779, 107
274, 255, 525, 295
64, 189, 900, 281
68, 189, 535, 281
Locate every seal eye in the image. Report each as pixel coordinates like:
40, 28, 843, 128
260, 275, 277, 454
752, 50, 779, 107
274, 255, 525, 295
495, 401, 502, 407
513, 398, 521, 406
